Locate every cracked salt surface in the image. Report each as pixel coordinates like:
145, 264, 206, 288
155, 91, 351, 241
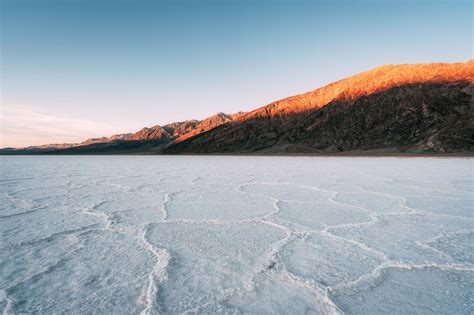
0, 156, 473, 314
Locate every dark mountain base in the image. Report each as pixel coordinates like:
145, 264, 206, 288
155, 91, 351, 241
163, 82, 473, 155
0, 140, 167, 155
2, 61, 473, 156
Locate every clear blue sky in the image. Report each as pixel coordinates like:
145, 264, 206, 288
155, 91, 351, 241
1, 0, 472, 147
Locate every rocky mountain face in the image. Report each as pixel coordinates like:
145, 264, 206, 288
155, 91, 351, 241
237, 60, 474, 118
171, 112, 234, 143
80, 134, 134, 145
2, 112, 238, 154
165, 82, 472, 154
164, 61, 474, 154
2, 60, 472, 155
163, 120, 199, 138
130, 125, 170, 141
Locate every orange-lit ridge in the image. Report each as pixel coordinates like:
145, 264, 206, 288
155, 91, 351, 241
10, 60, 474, 151
240, 60, 474, 119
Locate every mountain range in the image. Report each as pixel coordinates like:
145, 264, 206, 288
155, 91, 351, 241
2, 60, 473, 155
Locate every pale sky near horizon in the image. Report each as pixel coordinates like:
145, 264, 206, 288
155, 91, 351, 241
1, 0, 472, 148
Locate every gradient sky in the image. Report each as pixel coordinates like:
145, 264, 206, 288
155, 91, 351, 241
1, 0, 472, 147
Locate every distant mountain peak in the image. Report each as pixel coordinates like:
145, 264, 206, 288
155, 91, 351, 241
242, 60, 474, 119
164, 60, 474, 154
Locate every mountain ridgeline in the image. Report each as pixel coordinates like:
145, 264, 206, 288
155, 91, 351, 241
3, 61, 473, 155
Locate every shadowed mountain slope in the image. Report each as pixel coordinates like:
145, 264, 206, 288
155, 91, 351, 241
164, 82, 473, 154
163, 61, 473, 154
2, 60, 473, 155
1, 112, 237, 154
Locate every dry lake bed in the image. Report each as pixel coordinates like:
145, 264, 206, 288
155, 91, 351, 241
0, 156, 473, 314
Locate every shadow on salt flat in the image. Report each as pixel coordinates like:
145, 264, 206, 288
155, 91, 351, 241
165, 190, 275, 220
333, 192, 408, 214
146, 221, 286, 314
239, 182, 333, 203
428, 232, 474, 265
283, 234, 383, 288
330, 214, 472, 264
0, 208, 98, 247
93, 191, 166, 215
4, 230, 154, 314
225, 276, 322, 315
332, 268, 474, 315
405, 196, 474, 218
277, 200, 371, 231
0, 232, 80, 289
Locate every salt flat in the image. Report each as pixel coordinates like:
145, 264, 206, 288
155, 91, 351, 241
0, 156, 473, 314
